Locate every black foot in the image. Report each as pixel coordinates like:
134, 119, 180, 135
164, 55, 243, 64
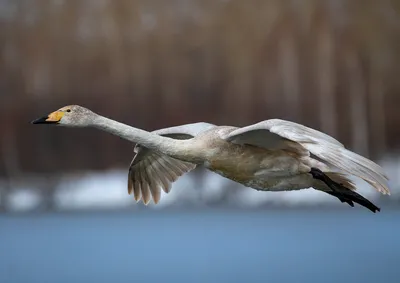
325, 192, 354, 207
310, 168, 381, 213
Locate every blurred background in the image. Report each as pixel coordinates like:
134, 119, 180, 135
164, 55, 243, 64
1, 0, 400, 282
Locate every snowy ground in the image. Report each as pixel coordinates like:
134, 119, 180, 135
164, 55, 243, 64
2, 155, 400, 212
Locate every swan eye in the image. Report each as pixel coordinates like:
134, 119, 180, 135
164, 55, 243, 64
66, 109, 71, 113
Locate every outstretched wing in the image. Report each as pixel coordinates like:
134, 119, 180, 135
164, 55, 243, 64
128, 122, 215, 204
222, 119, 390, 195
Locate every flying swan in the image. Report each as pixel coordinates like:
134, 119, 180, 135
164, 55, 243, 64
32, 105, 390, 213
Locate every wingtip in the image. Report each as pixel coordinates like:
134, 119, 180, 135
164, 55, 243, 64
379, 186, 391, 196
127, 171, 134, 195
152, 192, 161, 205
134, 194, 141, 202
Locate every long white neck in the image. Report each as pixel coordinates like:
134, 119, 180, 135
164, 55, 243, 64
90, 115, 198, 162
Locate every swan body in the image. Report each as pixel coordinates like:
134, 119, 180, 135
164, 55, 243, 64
32, 105, 391, 212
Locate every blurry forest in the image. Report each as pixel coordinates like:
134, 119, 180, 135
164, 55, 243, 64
0, 0, 400, 211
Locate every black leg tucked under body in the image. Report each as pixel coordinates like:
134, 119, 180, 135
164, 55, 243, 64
325, 192, 354, 207
310, 168, 380, 213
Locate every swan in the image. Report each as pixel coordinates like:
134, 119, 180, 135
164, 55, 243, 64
32, 105, 390, 213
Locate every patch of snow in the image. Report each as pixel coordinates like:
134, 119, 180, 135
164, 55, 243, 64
7, 188, 41, 212
54, 170, 133, 210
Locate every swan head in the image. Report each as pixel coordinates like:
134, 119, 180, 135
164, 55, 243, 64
31, 105, 97, 127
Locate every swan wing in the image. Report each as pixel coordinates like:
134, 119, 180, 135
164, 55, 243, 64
128, 122, 215, 204
222, 119, 390, 195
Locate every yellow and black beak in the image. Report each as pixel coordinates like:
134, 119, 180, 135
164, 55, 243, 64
31, 111, 64, 124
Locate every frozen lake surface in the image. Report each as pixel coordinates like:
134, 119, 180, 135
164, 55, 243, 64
1, 208, 399, 283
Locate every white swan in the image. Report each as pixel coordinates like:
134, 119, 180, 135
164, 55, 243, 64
32, 105, 390, 212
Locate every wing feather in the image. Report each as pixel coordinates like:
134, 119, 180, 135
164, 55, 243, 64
305, 143, 390, 194
148, 155, 170, 194
144, 158, 162, 204
139, 162, 151, 205
133, 168, 141, 202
